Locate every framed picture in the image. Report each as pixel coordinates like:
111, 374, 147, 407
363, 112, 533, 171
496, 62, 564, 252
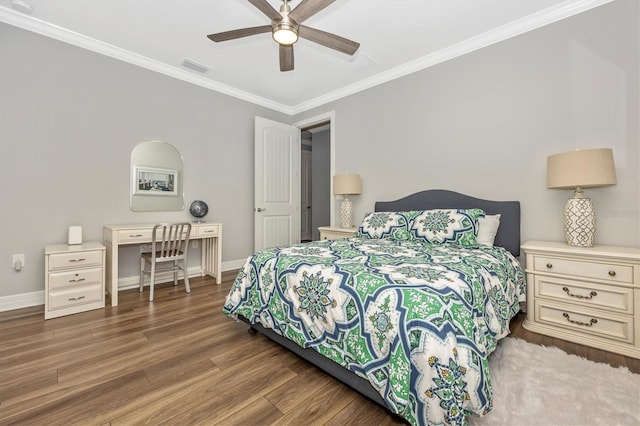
133, 166, 179, 196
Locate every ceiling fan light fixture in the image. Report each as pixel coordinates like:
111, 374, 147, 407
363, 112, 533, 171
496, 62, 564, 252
273, 22, 298, 45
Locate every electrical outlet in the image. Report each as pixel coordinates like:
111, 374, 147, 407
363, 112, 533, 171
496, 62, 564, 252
12, 254, 25, 271
191, 240, 199, 249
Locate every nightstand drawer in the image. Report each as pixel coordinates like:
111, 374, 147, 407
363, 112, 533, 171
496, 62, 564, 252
318, 226, 357, 240
534, 276, 634, 315
48, 283, 103, 310
48, 250, 103, 271
321, 231, 350, 240
535, 300, 633, 344
533, 255, 634, 284
49, 268, 103, 291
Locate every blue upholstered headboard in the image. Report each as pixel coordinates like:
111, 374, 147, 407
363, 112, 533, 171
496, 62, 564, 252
374, 189, 521, 257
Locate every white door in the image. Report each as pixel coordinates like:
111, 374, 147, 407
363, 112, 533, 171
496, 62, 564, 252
301, 150, 312, 241
254, 116, 301, 251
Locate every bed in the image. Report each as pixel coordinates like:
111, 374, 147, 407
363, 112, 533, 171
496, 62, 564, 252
223, 190, 526, 426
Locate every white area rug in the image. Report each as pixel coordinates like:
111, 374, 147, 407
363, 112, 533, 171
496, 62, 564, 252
469, 338, 640, 426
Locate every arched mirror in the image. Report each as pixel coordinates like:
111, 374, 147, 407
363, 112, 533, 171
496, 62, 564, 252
130, 140, 184, 211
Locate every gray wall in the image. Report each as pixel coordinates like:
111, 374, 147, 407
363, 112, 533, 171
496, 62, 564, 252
0, 23, 288, 299
295, 0, 639, 249
1, 0, 638, 303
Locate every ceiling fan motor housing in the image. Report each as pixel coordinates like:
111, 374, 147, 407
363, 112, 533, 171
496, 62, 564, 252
273, 17, 299, 45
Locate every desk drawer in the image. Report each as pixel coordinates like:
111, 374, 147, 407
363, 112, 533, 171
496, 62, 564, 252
48, 283, 103, 310
48, 251, 103, 271
533, 255, 633, 284
118, 229, 153, 243
49, 268, 103, 290
196, 225, 219, 237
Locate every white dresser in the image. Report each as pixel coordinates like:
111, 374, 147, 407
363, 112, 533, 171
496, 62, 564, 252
44, 242, 106, 319
521, 241, 640, 359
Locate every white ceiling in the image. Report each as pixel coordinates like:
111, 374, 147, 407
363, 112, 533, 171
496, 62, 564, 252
0, 0, 613, 114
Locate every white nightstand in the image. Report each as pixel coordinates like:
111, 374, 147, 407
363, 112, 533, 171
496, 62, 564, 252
44, 242, 106, 319
521, 241, 640, 359
318, 226, 357, 241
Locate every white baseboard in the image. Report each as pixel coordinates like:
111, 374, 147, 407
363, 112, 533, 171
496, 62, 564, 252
0, 258, 246, 312
222, 258, 247, 272
0, 290, 45, 312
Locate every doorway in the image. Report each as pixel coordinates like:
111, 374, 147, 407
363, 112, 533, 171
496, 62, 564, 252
300, 122, 331, 241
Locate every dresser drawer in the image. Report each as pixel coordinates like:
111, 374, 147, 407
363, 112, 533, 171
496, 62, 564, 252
49, 268, 103, 291
196, 225, 219, 238
48, 283, 103, 310
534, 276, 634, 315
533, 255, 634, 284
118, 229, 153, 243
535, 300, 633, 344
48, 250, 103, 271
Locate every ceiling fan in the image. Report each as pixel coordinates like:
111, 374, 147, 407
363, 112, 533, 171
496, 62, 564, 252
207, 0, 360, 72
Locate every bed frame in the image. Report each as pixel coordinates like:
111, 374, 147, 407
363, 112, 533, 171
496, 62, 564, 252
243, 189, 521, 409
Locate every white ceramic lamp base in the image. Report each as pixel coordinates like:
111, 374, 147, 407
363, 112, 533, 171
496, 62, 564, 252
564, 196, 595, 247
340, 195, 353, 228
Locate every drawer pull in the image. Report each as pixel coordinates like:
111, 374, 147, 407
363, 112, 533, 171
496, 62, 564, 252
68, 278, 86, 283
562, 287, 597, 300
562, 312, 597, 327
129, 234, 144, 238
546, 263, 553, 269
203, 230, 215, 233
68, 258, 86, 263
68, 296, 86, 301
608, 270, 616, 277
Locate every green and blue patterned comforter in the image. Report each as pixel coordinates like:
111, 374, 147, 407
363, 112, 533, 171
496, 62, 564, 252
223, 237, 526, 426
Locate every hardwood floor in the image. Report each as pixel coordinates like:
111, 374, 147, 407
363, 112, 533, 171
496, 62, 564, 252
1, 272, 638, 425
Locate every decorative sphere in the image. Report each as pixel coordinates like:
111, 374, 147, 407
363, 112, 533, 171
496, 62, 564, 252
189, 200, 209, 219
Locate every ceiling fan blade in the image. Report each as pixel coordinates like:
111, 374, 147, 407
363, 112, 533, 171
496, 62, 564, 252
279, 44, 294, 72
249, 0, 283, 21
207, 25, 271, 42
289, 0, 335, 24
299, 25, 359, 55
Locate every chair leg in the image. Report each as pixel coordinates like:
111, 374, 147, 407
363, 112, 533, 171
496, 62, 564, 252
139, 258, 145, 293
173, 260, 178, 286
149, 261, 156, 302
183, 260, 191, 294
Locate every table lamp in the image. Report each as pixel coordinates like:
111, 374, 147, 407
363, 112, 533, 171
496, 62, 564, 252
333, 174, 362, 228
547, 148, 616, 247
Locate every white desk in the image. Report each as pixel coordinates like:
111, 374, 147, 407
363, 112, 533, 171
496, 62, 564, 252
104, 223, 222, 306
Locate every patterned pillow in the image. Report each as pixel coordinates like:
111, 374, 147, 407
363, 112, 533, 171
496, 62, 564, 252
355, 211, 420, 240
408, 208, 485, 247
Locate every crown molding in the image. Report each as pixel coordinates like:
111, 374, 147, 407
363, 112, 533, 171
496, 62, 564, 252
0, 7, 294, 115
1, 0, 614, 116
289, 0, 615, 114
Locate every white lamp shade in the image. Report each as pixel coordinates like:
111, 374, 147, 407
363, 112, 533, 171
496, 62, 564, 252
333, 174, 362, 195
547, 148, 616, 189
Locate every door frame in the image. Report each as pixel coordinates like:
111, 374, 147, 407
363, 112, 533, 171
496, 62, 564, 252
300, 149, 312, 241
294, 111, 336, 227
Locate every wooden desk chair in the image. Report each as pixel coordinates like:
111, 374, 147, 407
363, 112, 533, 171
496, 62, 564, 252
139, 223, 192, 301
